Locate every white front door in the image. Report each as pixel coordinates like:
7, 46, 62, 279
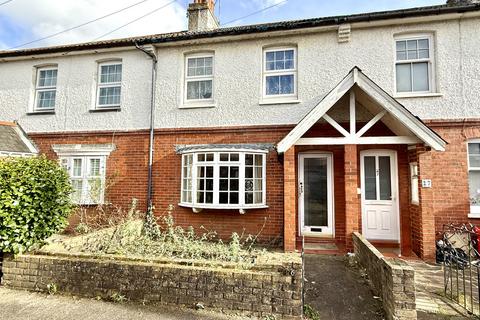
298, 153, 334, 236
360, 150, 400, 242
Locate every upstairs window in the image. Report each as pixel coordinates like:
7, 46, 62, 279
263, 47, 297, 98
395, 35, 434, 94
185, 54, 214, 104
34, 67, 57, 111
180, 151, 267, 210
60, 156, 106, 205
97, 62, 122, 109
468, 140, 480, 216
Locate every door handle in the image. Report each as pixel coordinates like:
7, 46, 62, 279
299, 182, 304, 195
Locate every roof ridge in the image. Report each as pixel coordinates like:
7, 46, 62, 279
0, 3, 479, 58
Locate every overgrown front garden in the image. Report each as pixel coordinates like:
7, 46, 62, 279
0, 156, 303, 318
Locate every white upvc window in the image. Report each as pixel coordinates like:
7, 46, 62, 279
34, 67, 58, 111
96, 61, 122, 109
184, 54, 214, 105
180, 151, 267, 211
468, 140, 480, 216
60, 156, 106, 205
410, 163, 419, 205
395, 35, 434, 94
263, 47, 297, 99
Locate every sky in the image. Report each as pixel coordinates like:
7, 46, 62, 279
0, 0, 446, 50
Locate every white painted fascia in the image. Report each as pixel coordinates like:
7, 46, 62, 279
52, 144, 116, 157
13, 122, 38, 154
276, 67, 447, 153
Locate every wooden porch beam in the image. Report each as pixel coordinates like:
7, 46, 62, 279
296, 136, 421, 145
323, 114, 350, 137
355, 110, 387, 138
349, 90, 356, 135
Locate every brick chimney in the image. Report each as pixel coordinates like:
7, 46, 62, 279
187, 0, 219, 32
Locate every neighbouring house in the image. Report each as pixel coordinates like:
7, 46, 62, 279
0, 121, 37, 157
0, 0, 480, 260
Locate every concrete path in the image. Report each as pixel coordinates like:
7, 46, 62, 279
0, 287, 241, 320
304, 254, 384, 320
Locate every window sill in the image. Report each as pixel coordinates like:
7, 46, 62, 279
468, 213, 480, 219
179, 103, 216, 109
259, 99, 301, 106
393, 93, 443, 99
90, 107, 121, 113
27, 110, 55, 115
178, 202, 269, 212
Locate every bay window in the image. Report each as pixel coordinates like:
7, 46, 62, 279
180, 150, 267, 211
468, 140, 480, 216
395, 35, 434, 94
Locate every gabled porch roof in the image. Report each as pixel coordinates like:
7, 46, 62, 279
277, 67, 446, 153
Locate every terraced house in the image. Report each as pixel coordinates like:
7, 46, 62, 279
1, 0, 479, 260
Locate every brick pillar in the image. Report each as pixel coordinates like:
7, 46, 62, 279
345, 144, 360, 251
283, 147, 297, 252
417, 145, 436, 260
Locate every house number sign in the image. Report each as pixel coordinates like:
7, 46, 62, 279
421, 179, 432, 188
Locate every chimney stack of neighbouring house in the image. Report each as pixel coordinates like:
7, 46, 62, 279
187, 0, 219, 32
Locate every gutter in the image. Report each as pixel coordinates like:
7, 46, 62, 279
135, 43, 157, 211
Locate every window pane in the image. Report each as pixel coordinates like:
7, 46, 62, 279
280, 75, 294, 94
230, 153, 239, 161
396, 64, 412, 92
245, 154, 253, 166
98, 86, 121, 106
230, 192, 239, 204
469, 143, 480, 167
266, 76, 279, 95
73, 159, 82, 177
412, 62, 429, 92
265, 49, 295, 71
469, 171, 480, 206
407, 40, 417, 50
37, 90, 56, 109
89, 159, 101, 176
187, 80, 212, 100
379, 156, 392, 200
418, 49, 429, 59
364, 156, 377, 200
100, 64, 122, 83
407, 50, 418, 59
72, 180, 83, 203
418, 39, 429, 50
396, 51, 407, 60
396, 40, 406, 51
187, 57, 213, 77
38, 69, 57, 87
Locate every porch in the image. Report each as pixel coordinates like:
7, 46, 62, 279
279, 67, 446, 260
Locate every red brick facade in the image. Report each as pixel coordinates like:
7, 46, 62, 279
28, 120, 480, 257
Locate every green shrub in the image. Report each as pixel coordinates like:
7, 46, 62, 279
0, 156, 74, 254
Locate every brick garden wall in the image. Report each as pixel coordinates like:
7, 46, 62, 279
353, 232, 416, 320
1, 253, 303, 319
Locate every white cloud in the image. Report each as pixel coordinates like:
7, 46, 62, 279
3, 0, 187, 49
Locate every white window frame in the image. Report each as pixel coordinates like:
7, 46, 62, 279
34, 66, 58, 112
468, 139, 480, 217
60, 156, 107, 205
179, 150, 268, 211
410, 162, 419, 205
96, 61, 122, 109
262, 47, 297, 100
394, 34, 435, 96
183, 53, 215, 107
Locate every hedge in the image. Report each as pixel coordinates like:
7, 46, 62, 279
0, 156, 74, 253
